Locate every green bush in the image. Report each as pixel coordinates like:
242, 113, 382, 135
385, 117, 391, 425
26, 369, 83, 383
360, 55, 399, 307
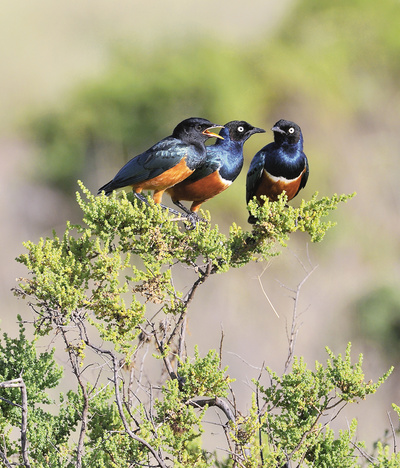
1, 185, 396, 466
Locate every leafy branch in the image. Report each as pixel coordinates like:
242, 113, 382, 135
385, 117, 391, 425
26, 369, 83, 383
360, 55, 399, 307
4, 182, 396, 466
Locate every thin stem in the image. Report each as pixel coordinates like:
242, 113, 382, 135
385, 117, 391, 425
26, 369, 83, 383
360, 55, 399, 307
388, 410, 398, 454
284, 265, 318, 373
188, 397, 235, 423
0, 450, 12, 468
59, 327, 88, 468
0, 378, 31, 468
85, 342, 168, 468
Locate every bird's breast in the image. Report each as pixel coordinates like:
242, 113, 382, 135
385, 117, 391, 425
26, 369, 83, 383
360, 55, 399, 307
256, 168, 306, 202
167, 170, 231, 202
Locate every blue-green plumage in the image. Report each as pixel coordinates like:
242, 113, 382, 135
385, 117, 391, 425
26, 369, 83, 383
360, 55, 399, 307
167, 120, 265, 214
246, 119, 309, 223
97, 117, 223, 206
98, 139, 199, 194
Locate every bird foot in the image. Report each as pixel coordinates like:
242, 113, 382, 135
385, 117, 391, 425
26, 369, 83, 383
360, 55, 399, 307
183, 212, 207, 230
133, 192, 184, 217
294, 215, 303, 228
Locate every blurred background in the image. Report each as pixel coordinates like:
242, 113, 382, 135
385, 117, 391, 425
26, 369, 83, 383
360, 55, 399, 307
2, 0, 400, 453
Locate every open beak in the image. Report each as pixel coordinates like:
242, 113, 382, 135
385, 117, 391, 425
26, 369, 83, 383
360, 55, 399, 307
271, 125, 286, 134
203, 125, 224, 140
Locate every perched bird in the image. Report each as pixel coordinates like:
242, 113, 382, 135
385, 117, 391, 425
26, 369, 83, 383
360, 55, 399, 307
246, 119, 309, 223
97, 117, 224, 217
167, 120, 265, 217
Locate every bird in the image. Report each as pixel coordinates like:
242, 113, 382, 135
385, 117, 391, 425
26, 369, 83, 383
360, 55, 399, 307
246, 119, 309, 224
97, 117, 224, 219
166, 120, 265, 218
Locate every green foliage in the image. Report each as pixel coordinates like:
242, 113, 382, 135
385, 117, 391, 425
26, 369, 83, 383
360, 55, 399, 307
151, 347, 233, 464
155, 378, 207, 457
1, 320, 395, 467
228, 395, 266, 468
369, 442, 400, 468
0, 318, 80, 464
14, 183, 350, 357
0, 318, 62, 408
247, 191, 356, 244
5, 179, 397, 466
177, 347, 233, 399
23, 392, 80, 467
256, 344, 393, 466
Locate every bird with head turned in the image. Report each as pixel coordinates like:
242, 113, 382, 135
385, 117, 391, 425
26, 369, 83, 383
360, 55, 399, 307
167, 120, 265, 219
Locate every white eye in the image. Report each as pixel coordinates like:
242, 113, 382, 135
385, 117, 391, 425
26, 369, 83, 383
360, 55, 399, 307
288, 127, 295, 134
237, 126, 244, 132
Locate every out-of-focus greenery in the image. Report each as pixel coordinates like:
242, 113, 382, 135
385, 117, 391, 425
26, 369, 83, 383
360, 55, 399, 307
27, 0, 400, 195
353, 285, 400, 360
28, 44, 265, 192
266, 0, 400, 112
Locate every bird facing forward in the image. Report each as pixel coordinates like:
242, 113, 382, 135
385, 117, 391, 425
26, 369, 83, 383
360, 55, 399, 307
97, 117, 224, 216
167, 120, 265, 217
246, 119, 309, 223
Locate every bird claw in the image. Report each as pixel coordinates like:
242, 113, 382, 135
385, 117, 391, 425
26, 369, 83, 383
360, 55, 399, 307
294, 215, 303, 228
183, 212, 207, 230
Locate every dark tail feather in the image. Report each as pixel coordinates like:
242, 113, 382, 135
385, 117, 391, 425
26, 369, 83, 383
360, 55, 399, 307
97, 180, 114, 196
247, 214, 257, 224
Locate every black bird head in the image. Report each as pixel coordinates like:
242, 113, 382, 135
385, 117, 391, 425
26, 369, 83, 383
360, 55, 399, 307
224, 120, 266, 143
172, 117, 224, 144
271, 119, 302, 145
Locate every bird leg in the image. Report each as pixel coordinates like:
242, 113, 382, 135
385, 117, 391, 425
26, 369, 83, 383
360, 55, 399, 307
172, 200, 207, 227
172, 200, 195, 216
133, 192, 183, 217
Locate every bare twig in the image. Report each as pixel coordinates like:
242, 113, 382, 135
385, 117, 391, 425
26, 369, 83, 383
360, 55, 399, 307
0, 395, 22, 408
188, 397, 235, 423
325, 399, 348, 417
149, 321, 177, 380
350, 440, 376, 464
227, 352, 263, 371
85, 342, 168, 468
254, 363, 266, 465
216, 445, 246, 467
58, 327, 88, 468
177, 316, 187, 362
219, 324, 225, 369
283, 265, 318, 373
257, 264, 280, 318
166, 259, 213, 347
0, 377, 31, 468
19, 377, 30, 468
0, 450, 12, 468
109, 351, 168, 468
388, 410, 398, 454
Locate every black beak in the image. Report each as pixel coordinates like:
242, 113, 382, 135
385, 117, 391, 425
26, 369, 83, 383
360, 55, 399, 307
271, 125, 286, 134
251, 127, 266, 134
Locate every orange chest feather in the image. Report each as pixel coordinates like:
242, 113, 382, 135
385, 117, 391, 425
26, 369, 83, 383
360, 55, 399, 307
167, 171, 230, 202
133, 158, 193, 191
255, 169, 305, 202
